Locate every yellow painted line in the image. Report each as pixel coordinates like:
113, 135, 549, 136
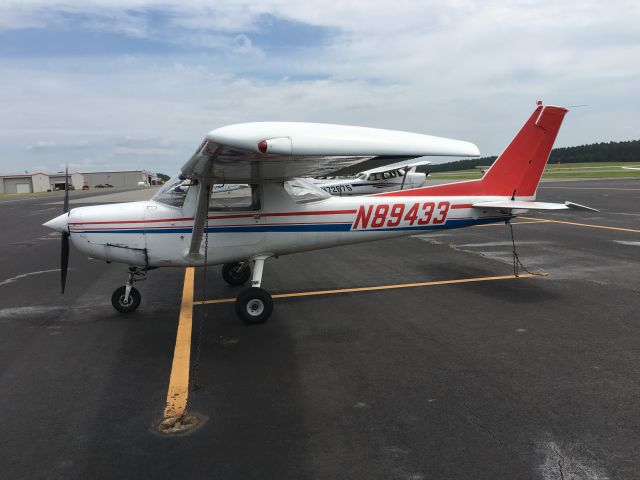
163, 267, 195, 419
194, 273, 542, 306
474, 219, 551, 228
521, 217, 640, 233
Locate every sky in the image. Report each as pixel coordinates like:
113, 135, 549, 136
0, 0, 639, 175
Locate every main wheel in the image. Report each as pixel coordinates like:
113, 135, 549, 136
235, 287, 273, 325
222, 262, 251, 285
111, 286, 141, 313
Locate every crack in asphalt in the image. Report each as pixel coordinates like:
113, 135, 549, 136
554, 445, 566, 480
462, 401, 501, 446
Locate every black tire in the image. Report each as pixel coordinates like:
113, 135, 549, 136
235, 287, 273, 325
222, 262, 251, 286
111, 286, 141, 313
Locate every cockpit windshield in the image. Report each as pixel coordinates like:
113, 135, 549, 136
284, 178, 331, 204
152, 175, 193, 207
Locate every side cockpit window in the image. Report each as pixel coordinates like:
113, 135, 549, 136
152, 176, 193, 207
209, 184, 261, 211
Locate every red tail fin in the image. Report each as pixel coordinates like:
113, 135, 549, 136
379, 103, 568, 198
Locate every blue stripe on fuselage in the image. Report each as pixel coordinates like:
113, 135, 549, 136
72, 216, 509, 234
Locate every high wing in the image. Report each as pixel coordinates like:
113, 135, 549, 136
181, 121, 479, 259
180, 122, 479, 183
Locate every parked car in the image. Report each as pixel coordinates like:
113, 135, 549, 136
104, 183, 114, 188
82, 185, 90, 190
95, 184, 105, 188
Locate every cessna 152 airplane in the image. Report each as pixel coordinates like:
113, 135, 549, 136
311, 159, 431, 195
44, 102, 594, 324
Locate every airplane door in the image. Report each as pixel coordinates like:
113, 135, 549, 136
206, 185, 266, 259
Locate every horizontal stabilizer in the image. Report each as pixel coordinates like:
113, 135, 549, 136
473, 200, 598, 212
564, 201, 599, 212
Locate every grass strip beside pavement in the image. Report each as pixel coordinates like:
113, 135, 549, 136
429, 162, 640, 181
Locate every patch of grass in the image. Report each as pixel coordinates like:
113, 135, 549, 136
0, 190, 59, 198
0, 189, 98, 198
543, 170, 640, 179
429, 161, 640, 180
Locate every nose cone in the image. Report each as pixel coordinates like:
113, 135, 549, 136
43, 212, 69, 233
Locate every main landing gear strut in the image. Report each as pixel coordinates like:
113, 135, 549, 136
222, 255, 273, 325
111, 266, 146, 313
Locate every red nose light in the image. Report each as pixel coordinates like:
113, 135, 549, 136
258, 140, 268, 153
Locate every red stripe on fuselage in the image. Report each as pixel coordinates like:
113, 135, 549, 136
68, 209, 359, 226
451, 203, 473, 209
69, 220, 354, 231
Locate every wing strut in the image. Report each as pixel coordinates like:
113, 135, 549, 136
186, 182, 212, 261
400, 167, 408, 191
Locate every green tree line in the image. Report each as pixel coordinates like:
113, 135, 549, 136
423, 139, 640, 173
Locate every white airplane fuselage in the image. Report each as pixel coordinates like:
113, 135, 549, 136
62, 182, 510, 268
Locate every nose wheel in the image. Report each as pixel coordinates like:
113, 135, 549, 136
234, 255, 273, 324
111, 285, 141, 313
111, 266, 146, 313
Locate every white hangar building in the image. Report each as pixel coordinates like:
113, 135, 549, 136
0, 173, 51, 194
0, 169, 158, 194
80, 170, 157, 188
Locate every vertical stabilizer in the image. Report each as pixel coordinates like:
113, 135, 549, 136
481, 103, 568, 198
378, 102, 568, 198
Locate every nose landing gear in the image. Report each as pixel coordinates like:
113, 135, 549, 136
111, 267, 147, 313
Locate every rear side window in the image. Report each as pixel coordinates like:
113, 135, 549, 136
284, 179, 331, 204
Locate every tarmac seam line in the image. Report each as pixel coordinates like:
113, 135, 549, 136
521, 216, 640, 233
194, 273, 542, 306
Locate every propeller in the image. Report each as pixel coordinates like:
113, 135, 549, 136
61, 165, 70, 294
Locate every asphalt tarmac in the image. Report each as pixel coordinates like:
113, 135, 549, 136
1, 180, 639, 479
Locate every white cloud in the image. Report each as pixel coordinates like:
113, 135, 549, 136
0, 1, 638, 173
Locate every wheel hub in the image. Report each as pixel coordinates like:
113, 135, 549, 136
247, 299, 264, 316
231, 265, 245, 278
